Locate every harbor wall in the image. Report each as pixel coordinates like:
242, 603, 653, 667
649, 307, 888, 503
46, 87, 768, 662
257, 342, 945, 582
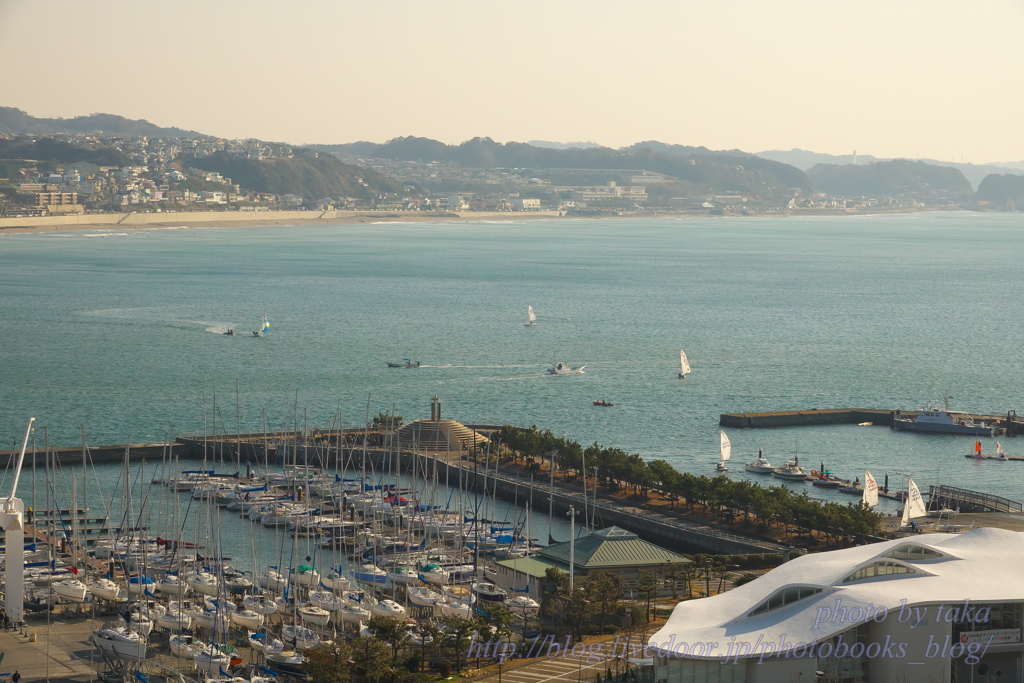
720, 408, 1022, 431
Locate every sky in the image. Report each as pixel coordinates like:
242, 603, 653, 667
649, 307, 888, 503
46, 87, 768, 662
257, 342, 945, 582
1, 0, 1023, 164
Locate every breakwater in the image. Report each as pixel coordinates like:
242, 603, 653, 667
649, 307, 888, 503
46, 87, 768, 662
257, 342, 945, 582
720, 408, 1024, 434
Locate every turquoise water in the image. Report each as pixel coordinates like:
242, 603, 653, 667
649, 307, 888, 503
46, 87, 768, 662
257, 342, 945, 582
2, 212, 1024, 511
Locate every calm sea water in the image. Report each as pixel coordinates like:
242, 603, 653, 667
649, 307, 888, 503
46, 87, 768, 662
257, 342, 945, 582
2, 212, 1024, 516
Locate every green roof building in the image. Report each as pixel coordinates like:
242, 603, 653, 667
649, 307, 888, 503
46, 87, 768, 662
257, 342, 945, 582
494, 526, 691, 595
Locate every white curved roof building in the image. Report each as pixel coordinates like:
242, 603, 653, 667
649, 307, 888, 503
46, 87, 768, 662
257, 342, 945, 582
649, 528, 1024, 683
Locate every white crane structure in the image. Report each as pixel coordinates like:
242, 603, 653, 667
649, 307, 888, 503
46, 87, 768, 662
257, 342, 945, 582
1, 418, 35, 627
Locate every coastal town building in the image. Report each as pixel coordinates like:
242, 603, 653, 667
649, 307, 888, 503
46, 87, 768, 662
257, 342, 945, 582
649, 528, 1024, 683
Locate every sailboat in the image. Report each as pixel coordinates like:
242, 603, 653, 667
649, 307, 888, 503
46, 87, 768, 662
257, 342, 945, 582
862, 471, 879, 507
678, 349, 691, 379
900, 478, 928, 528
253, 315, 270, 337
717, 430, 731, 471
525, 305, 537, 327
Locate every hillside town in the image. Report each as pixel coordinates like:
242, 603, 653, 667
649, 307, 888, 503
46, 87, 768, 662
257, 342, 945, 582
0, 132, 1010, 219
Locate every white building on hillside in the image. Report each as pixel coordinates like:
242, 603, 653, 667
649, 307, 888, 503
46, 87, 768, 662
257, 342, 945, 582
649, 528, 1024, 683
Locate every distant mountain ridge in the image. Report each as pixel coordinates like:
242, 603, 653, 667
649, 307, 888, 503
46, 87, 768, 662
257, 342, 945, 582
312, 136, 813, 194
758, 148, 1023, 189
0, 106, 212, 139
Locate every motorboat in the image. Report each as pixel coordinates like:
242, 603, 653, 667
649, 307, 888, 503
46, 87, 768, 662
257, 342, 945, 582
223, 329, 236, 336
387, 359, 421, 368
892, 397, 1001, 436
772, 458, 808, 481
592, 400, 614, 407
92, 623, 147, 663
548, 360, 585, 375
744, 450, 773, 474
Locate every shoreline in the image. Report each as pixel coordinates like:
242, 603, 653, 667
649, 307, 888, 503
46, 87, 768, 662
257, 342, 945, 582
0, 206, 950, 236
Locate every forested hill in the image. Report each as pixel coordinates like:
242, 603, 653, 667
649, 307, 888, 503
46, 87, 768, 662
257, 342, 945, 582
806, 159, 973, 198
313, 136, 813, 193
189, 148, 400, 199
975, 174, 1024, 209
0, 136, 131, 166
0, 106, 211, 139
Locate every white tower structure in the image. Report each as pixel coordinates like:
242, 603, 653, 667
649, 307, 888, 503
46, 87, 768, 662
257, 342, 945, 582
1, 418, 35, 626
852, 150, 857, 165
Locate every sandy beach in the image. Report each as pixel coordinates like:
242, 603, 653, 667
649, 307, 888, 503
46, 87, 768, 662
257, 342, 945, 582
0, 209, 589, 235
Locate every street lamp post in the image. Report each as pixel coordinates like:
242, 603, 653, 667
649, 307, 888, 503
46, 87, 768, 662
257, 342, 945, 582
567, 505, 576, 591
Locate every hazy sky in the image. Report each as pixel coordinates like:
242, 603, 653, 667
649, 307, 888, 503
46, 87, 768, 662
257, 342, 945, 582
2, 0, 1023, 163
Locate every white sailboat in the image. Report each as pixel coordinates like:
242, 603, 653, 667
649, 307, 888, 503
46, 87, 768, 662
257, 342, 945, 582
678, 349, 691, 379
900, 478, 928, 527
525, 305, 537, 327
862, 470, 879, 508
717, 430, 731, 471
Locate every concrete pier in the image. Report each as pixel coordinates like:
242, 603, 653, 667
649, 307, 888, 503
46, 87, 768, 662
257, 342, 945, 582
720, 408, 1023, 433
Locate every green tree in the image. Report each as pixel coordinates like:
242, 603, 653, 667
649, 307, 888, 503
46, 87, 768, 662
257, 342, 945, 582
636, 570, 659, 623
306, 641, 353, 683
352, 636, 393, 683
586, 571, 623, 635
368, 614, 410, 660
440, 614, 477, 672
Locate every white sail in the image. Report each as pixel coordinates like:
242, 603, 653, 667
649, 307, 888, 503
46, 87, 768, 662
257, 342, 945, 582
719, 430, 731, 462
862, 470, 879, 508
901, 478, 927, 526
525, 306, 537, 326
679, 349, 691, 375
